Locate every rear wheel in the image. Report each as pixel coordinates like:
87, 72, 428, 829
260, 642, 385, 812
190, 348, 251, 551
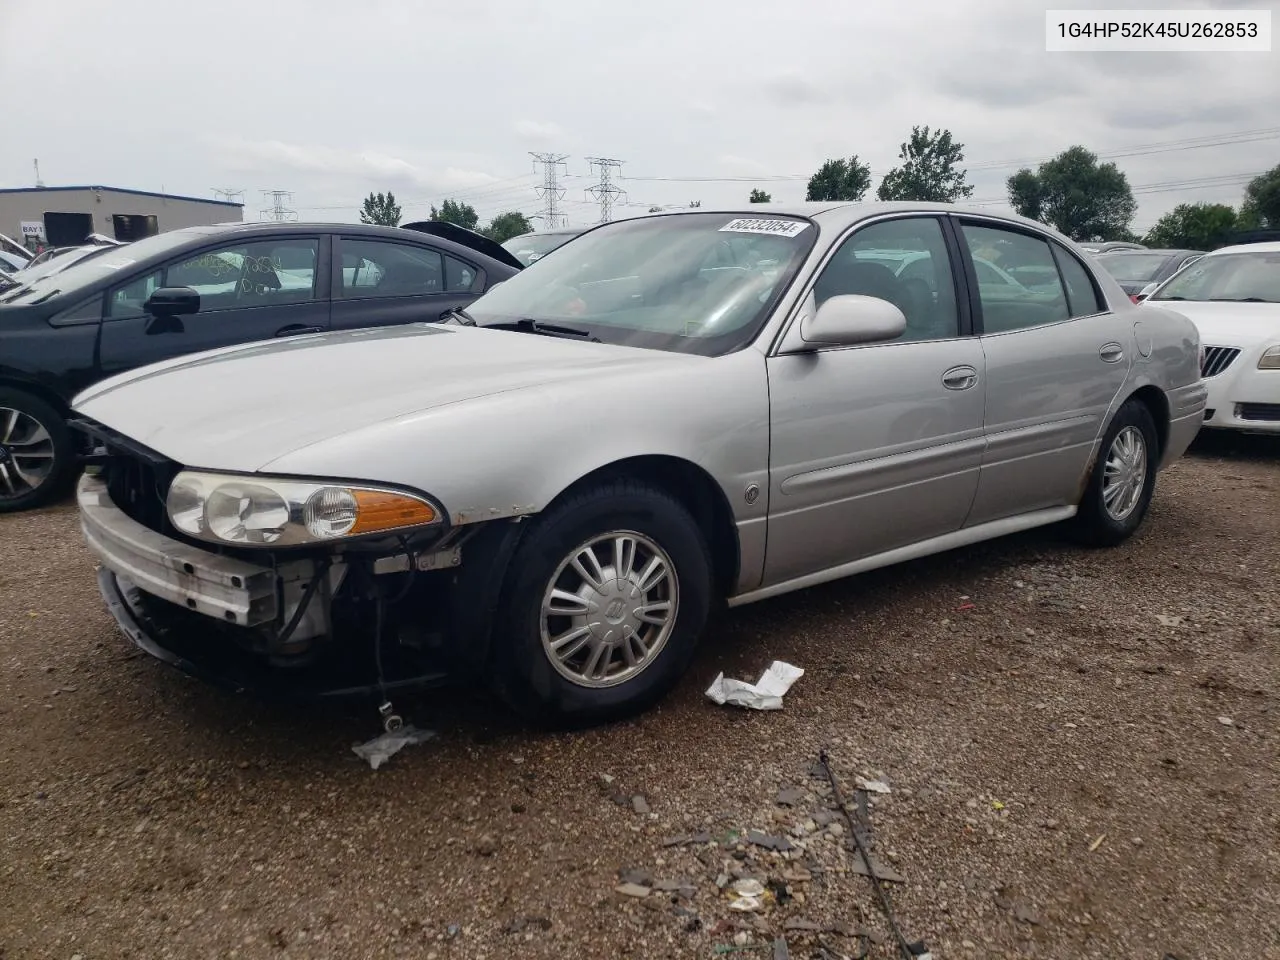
488, 479, 712, 727
0, 388, 75, 514
1069, 398, 1159, 547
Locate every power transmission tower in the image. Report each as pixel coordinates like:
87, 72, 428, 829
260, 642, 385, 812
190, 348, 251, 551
529, 153, 568, 229
259, 190, 298, 222
212, 188, 245, 204
584, 157, 626, 223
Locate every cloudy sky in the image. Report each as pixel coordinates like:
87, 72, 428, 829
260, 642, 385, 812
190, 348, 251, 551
1, 0, 1276, 232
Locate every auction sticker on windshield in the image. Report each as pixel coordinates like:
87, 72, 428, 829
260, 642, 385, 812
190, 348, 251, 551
719, 218, 810, 238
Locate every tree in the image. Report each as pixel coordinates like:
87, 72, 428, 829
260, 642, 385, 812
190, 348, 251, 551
1240, 164, 1280, 228
876, 126, 974, 202
1144, 203, 1238, 250
359, 191, 401, 227
481, 211, 534, 244
805, 157, 872, 202
1005, 146, 1137, 242
429, 199, 479, 231
749, 189, 772, 203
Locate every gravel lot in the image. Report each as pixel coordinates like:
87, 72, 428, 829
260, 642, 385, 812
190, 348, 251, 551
2, 433, 1277, 960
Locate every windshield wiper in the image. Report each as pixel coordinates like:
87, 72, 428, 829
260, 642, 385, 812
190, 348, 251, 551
511, 318, 601, 342
1209, 297, 1270, 303
440, 306, 476, 326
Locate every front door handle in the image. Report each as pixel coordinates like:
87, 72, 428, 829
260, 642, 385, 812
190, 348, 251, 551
942, 365, 979, 390
1099, 342, 1125, 363
275, 324, 324, 337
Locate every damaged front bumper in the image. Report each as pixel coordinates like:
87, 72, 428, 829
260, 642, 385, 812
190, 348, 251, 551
78, 474, 452, 700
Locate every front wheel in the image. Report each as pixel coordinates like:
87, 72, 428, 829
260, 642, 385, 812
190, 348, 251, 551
1069, 398, 1159, 547
489, 479, 713, 727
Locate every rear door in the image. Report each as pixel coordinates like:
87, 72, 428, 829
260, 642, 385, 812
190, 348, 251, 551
97, 234, 330, 377
955, 217, 1130, 524
330, 236, 483, 331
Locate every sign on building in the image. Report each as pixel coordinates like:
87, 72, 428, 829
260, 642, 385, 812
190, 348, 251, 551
20, 220, 46, 240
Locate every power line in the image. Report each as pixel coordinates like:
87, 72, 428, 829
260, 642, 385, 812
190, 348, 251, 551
617, 126, 1280, 184
584, 157, 626, 223
530, 153, 569, 229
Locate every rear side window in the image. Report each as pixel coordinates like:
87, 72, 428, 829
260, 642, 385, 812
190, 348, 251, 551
340, 239, 444, 298
444, 255, 477, 292
1052, 245, 1106, 317
959, 224, 1071, 333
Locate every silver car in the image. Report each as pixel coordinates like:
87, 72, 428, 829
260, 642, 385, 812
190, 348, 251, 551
70, 203, 1206, 725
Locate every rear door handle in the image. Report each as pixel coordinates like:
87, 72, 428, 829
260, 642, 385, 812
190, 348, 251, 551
1099, 342, 1124, 363
275, 324, 324, 337
942, 365, 979, 390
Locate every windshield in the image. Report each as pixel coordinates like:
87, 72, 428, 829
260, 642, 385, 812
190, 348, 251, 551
501, 231, 582, 266
0, 230, 199, 304
469, 213, 817, 355
1096, 253, 1172, 283
1150, 250, 1280, 303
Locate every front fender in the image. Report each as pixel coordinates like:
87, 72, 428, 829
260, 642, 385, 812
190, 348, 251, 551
261, 349, 773, 529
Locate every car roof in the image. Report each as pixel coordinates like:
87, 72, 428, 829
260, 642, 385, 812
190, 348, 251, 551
1097, 248, 1202, 256
640, 201, 1079, 243
1208, 240, 1280, 255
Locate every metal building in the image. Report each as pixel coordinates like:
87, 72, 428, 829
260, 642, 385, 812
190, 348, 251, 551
0, 185, 244, 251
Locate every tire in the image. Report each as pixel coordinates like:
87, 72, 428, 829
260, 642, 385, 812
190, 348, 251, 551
0, 388, 76, 514
1069, 398, 1159, 547
488, 478, 713, 727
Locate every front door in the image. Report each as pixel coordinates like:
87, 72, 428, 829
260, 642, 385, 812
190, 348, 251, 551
330, 236, 482, 331
954, 218, 1132, 524
97, 235, 331, 378
763, 215, 987, 587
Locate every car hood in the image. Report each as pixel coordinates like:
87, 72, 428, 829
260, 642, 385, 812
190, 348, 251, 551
1144, 299, 1280, 346
72, 323, 700, 472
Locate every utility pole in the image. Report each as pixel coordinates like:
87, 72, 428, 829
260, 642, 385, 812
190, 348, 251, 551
259, 190, 297, 222
529, 153, 568, 229
212, 188, 245, 204
584, 157, 626, 223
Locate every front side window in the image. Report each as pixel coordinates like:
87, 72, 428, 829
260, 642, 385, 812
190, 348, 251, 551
340, 239, 444, 298
960, 224, 1071, 333
813, 216, 960, 342
109, 269, 162, 318
468, 212, 818, 356
165, 239, 318, 309
1149, 250, 1280, 304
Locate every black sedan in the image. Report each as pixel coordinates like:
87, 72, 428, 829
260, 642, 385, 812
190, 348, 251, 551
0, 221, 521, 512
1093, 248, 1205, 300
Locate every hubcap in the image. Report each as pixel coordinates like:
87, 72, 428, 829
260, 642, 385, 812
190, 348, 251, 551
1102, 425, 1147, 522
0, 407, 56, 501
539, 531, 679, 689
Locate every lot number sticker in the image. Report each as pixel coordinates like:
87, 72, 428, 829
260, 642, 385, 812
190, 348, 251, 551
719, 218, 810, 238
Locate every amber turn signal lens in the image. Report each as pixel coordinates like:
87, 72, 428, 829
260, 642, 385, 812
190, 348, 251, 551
349, 490, 437, 534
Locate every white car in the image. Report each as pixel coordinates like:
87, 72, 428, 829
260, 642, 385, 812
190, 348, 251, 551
1142, 242, 1280, 433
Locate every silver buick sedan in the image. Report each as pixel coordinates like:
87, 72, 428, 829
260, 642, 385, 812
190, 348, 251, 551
70, 203, 1206, 726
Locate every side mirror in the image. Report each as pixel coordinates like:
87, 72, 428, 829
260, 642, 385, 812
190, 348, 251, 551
145, 286, 200, 317
799, 294, 906, 347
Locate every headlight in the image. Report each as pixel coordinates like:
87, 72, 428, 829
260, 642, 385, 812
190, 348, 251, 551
1259, 346, 1280, 370
166, 470, 441, 546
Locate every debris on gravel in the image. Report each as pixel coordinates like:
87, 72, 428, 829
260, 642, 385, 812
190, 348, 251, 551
0, 437, 1277, 958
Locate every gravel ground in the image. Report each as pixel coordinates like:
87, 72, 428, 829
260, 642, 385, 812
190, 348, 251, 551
2, 432, 1278, 960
